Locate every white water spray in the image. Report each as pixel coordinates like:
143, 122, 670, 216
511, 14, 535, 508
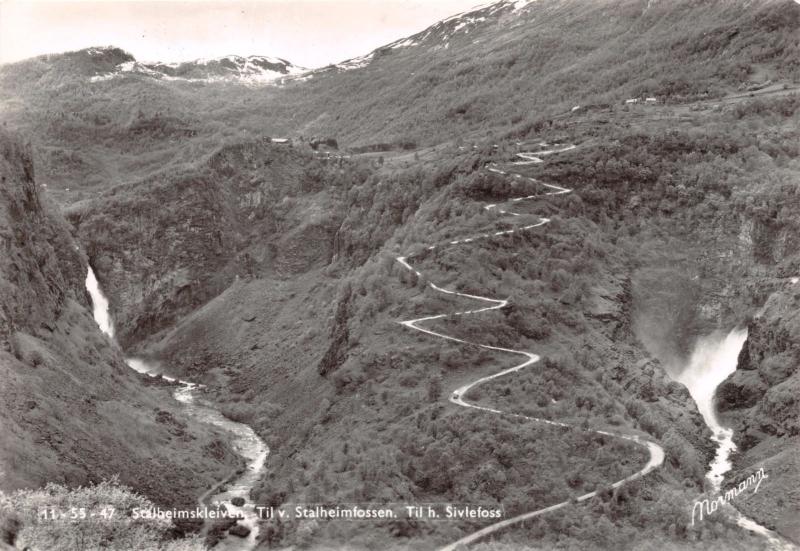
677, 328, 747, 490
85, 267, 114, 338
679, 329, 795, 549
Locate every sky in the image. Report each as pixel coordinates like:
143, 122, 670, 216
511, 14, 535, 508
0, 0, 485, 68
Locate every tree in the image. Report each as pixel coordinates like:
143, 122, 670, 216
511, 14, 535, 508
427, 375, 442, 402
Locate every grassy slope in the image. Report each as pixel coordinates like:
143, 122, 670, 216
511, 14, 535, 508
123, 106, 731, 550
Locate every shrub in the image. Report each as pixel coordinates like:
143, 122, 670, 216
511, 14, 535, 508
427, 376, 443, 402
0, 478, 205, 551
219, 402, 257, 425
27, 350, 45, 368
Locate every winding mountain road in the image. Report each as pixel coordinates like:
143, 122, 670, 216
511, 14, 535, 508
395, 144, 665, 550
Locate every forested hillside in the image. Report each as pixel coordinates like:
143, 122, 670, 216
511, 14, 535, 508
136, 90, 799, 549
1, 0, 798, 549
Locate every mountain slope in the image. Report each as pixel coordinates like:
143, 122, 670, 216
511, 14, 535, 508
1, 0, 796, 202
0, 0, 798, 549
0, 130, 240, 527
65, 140, 359, 348
272, 0, 800, 145
128, 89, 800, 549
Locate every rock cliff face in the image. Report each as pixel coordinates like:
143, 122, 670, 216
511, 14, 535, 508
631, 181, 799, 365
0, 138, 84, 336
717, 288, 799, 445
67, 141, 345, 348
715, 283, 800, 542
707, 186, 800, 543
713, 188, 800, 442
0, 130, 238, 517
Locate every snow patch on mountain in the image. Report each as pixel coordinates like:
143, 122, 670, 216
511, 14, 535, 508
319, 0, 537, 74
453, 16, 486, 32
390, 38, 418, 50
90, 54, 307, 86
404, 0, 534, 47
335, 52, 375, 71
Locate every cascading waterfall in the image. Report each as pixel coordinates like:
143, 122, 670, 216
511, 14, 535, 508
677, 328, 747, 491
85, 266, 268, 551
85, 268, 115, 338
678, 329, 793, 549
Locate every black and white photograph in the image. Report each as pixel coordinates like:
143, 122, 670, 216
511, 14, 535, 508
0, 0, 798, 549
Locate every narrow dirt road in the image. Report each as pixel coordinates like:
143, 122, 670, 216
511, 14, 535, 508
395, 144, 665, 550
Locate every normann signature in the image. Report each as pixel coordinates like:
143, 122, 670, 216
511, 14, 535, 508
691, 467, 768, 525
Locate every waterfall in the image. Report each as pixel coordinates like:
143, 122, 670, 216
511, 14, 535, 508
85, 267, 115, 338
677, 328, 747, 490
678, 329, 793, 549
83, 265, 268, 550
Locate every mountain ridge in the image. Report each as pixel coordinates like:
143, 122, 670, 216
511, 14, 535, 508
1, 45, 306, 86
91, 50, 306, 85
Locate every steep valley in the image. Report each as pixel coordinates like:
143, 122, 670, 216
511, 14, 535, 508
65, 141, 354, 348
1, 0, 799, 549
0, 130, 243, 542
77, 97, 800, 549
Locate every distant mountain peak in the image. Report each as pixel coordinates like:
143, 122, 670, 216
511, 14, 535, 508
90, 52, 307, 86
326, 0, 535, 73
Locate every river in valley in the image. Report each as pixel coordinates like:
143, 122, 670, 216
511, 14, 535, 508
86, 267, 268, 551
678, 329, 793, 550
